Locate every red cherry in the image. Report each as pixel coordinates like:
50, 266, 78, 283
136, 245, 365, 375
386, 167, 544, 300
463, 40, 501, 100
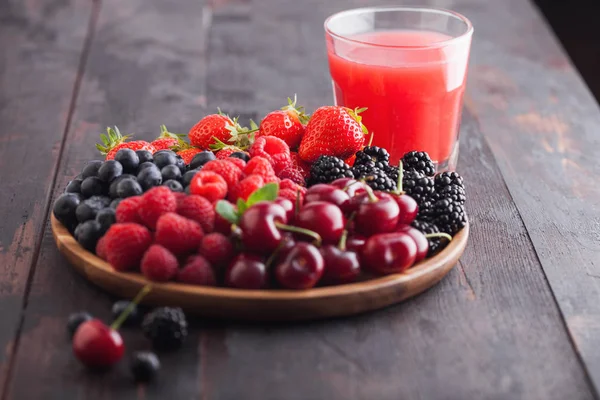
346, 235, 366, 253
330, 178, 367, 197
239, 202, 288, 254
320, 245, 360, 284
225, 254, 268, 289
295, 201, 345, 244
393, 194, 418, 225
72, 319, 124, 368
362, 232, 417, 274
275, 242, 324, 289
274, 197, 295, 223
305, 184, 350, 208
214, 206, 234, 235
396, 224, 428, 262
354, 193, 400, 236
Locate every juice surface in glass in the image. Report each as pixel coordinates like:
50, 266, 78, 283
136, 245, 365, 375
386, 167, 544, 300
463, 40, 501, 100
327, 30, 470, 165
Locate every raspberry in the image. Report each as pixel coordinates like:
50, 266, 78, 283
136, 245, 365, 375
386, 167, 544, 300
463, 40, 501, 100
226, 157, 246, 170
177, 255, 217, 286
228, 175, 264, 202
155, 212, 204, 256
176, 195, 215, 233
290, 152, 311, 178
199, 233, 234, 267
279, 187, 305, 206
278, 166, 305, 185
279, 178, 297, 191
272, 152, 292, 174
201, 160, 243, 189
189, 171, 228, 202
243, 156, 275, 180
138, 187, 177, 230
103, 223, 152, 271
115, 196, 143, 224
96, 235, 108, 260
216, 147, 242, 159
141, 244, 179, 282
249, 136, 290, 164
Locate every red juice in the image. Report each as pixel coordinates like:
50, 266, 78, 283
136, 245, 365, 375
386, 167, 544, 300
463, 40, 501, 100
327, 30, 471, 165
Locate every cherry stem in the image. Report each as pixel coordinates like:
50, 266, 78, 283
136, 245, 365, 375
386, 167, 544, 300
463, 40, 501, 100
338, 230, 348, 251
265, 237, 289, 268
295, 189, 301, 219
111, 285, 151, 331
367, 131, 374, 147
424, 232, 453, 242
396, 160, 404, 194
275, 222, 322, 247
363, 184, 378, 203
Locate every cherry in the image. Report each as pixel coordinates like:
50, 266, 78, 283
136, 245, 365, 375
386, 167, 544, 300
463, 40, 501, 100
346, 235, 366, 253
393, 194, 418, 225
362, 232, 417, 274
330, 178, 367, 197
274, 197, 295, 223
354, 190, 400, 236
275, 242, 324, 289
239, 202, 287, 254
295, 201, 345, 244
305, 184, 350, 208
396, 224, 428, 262
73, 320, 125, 368
320, 246, 360, 284
225, 254, 268, 289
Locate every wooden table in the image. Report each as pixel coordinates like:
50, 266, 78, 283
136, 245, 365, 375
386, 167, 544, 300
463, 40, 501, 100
1, 0, 599, 398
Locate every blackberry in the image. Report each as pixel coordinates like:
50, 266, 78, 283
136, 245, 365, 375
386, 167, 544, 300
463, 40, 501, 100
411, 220, 448, 256
438, 184, 466, 205
309, 155, 354, 185
434, 171, 464, 190
362, 168, 396, 191
384, 164, 399, 183
355, 146, 390, 169
403, 170, 435, 206
416, 199, 436, 222
402, 151, 435, 177
433, 199, 467, 235
352, 161, 376, 178
142, 307, 188, 351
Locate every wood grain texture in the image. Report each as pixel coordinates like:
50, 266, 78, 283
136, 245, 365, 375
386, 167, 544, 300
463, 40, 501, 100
0, 0, 93, 394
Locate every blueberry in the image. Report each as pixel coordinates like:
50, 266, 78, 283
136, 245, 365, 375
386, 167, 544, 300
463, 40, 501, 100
230, 151, 250, 162
131, 352, 160, 382
98, 160, 123, 182
67, 311, 93, 338
190, 151, 215, 170
163, 179, 183, 192
136, 150, 154, 164
138, 161, 158, 172
76, 196, 111, 222
184, 185, 191, 195
137, 167, 162, 190
153, 150, 177, 169
81, 176, 106, 198
175, 156, 186, 173
53, 193, 82, 227
74, 220, 103, 252
182, 169, 199, 187
115, 149, 140, 173
117, 178, 143, 198
112, 300, 141, 326
109, 174, 136, 199
161, 165, 181, 181
81, 160, 103, 179
65, 179, 82, 194
96, 208, 116, 233
110, 198, 123, 210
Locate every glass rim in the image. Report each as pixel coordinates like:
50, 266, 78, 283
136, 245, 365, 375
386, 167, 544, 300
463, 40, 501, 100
324, 6, 474, 50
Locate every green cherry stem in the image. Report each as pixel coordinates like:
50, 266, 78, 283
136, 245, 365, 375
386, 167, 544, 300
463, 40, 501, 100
362, 184, 379, 203
295, 189, 301, 219
424, 232, 453, 242
275, 222, 322, 247
265, 237, 289, 269
110, 285, 152, 331
338, 229, 348, 252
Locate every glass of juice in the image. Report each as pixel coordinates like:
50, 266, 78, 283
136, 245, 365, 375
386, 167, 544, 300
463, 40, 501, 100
325, 7, 473, 170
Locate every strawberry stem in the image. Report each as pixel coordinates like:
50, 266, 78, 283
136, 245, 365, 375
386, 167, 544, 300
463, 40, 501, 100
110, 285, 151, 331
275, 222, 322, 247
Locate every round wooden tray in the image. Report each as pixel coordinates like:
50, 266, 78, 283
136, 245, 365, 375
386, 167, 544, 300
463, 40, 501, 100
51, 215, 468, 321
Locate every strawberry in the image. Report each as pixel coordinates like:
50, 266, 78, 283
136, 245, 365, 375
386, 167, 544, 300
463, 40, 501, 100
96, 126, 156, 160
189, 112, 250, 149
298, 106, 367, 162
177, 255, 217, 286
189, 171, 228, 203
258, 96, 309, 149
141, 244, 179, 282
150, 125, 185, 151
176, 195, 215, 233
138, 187, 177, 230
199, 233, 234, 268
177, 148, 203, 165
155, 212, 204, 256
103, 223, 152, 271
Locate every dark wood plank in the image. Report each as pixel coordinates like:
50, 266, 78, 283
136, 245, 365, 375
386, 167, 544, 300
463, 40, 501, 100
0, 0, 93, 393
461, 0, 600, 394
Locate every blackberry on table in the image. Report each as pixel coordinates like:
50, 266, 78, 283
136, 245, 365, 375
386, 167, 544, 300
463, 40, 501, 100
434, 171, 464, 190
402, 170, 435, 205
402, 151, 435, 177
433, 198, 467, 235
142, 307, 188, 351
309, 155, 354, 185
411, 220, 448, 256
438, 184, 466, 205
355, 146, 390, 169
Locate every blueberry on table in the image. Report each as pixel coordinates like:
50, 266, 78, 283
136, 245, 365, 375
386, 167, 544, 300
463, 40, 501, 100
74, 220, 103, 252
181, 169, 199, 187
161, 165, 182, 181
98, 160, 123, 183
163, 179, 183, 192
131, 351, 160, 382
53, 193, 82, 227
67, 311, 93, 338
81, 160, 103, 179
136, 150, 153, 164
81, 176, 106, 198
116, 178, 143, 198
114, 148, 139, 174
111, 300, 141, 326
137, 167, 162, 191
189, 150, 215, 170
153, 150, 177, 169
96, 207, 116, 233
65, 178, 82, 194
230, 151, 250, 162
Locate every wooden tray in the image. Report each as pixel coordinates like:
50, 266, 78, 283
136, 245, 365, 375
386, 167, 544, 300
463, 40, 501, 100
51, 214, 469, 321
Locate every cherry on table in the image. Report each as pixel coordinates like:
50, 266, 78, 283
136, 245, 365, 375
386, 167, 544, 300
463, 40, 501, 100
225, 254, 268, 289
305, 184, 350, 208
275, 242, 324, 289
354, 191, 400, 237
274, 197, 295, 223
295, 201, 345, 244
346, 235, 366, 253
362, 232, 417, 274
320, 245, 360, 284
239, 202, 288, 254
72, 319, 125, 369
396, 224, 428, 262
392, 194, 419, 225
